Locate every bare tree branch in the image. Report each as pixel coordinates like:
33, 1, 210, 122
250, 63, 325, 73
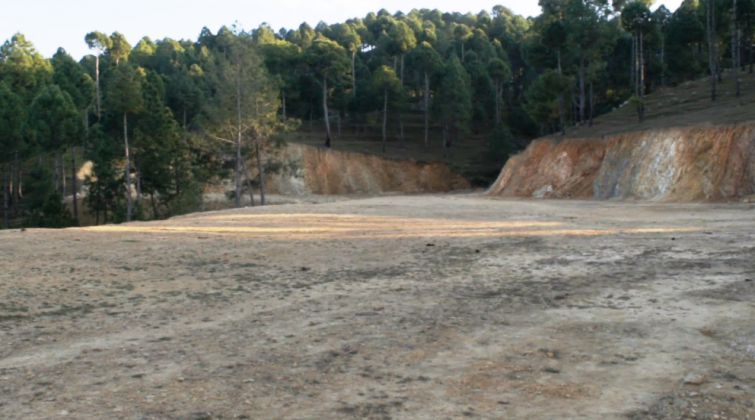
206, 134, 235, 144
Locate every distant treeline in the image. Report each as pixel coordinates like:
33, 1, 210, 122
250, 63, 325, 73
0, 0, 745, 227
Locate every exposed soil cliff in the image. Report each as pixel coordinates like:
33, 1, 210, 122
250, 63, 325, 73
264, 143, 470, 195
488, 123, 755, 201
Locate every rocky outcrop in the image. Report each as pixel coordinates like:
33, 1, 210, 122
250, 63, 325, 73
488, 124, 755, 201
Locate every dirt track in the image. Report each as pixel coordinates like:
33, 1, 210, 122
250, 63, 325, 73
1, 195, 754, 420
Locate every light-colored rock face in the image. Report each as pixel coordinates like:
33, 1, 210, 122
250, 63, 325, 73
488, 124, 755, 201
264, 143, 470, 196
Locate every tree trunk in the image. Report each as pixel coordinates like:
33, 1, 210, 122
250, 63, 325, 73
96, 55, 101, 121
382, 89, 388, 153
750, 13, 754, 73
734, 0, 741, 96
442, 124, 447, 152
282, 90, 287, 122
424, 70, 430, 147
634, 33, 640, 97
708, 0, 718, 101
124, 113, 132, 222
150, 192, 158, 219
323, 76, 332, 147
400, 54, 405, 84
742, 14, 748, 71
174, 157, 180, 195
495, 80, 500, 126
85, 111, 90, 152
557, 50, 565, 136
589, 81, 594, 127
631, 33, 636, 93
352, 50, 357, 96
572, 100, 576, 127
235, 132, 242, 208
12, 152, 19, 217
640, 30, 645, 120
2, 163, 8, 229
558, 95, 565, 135
235, 56, 243, 208
661, 34, 666, 88
54, 150, 61, 194
71, 148, 78, 224
136, 157, 142, 204
309, 100, 313, 131
240, 158, 255, 207
255, 142, 266, 206
578, 55, 586, 124
61, 153, 66, 193
337, 110, 342, 139
399, 118, 404, 148
415, 70, 420, 98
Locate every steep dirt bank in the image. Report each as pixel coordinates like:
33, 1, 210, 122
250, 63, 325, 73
489, 123, 755, 201
263, 143, 470, 195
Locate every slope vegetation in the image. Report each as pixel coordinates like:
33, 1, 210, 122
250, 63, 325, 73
560, 69, 755, 139
290, 111, 500, 186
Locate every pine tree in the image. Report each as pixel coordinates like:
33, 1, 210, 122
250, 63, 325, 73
436, 55, 472, 149
304, 38, 350, 148
372, 66, 402, 153
85, 31, 112, 119
408, 42, 443, 146
105, 63, 144, 222
52, 48, 95, 222
0, 82, 23, 228
28, 85, 80, 194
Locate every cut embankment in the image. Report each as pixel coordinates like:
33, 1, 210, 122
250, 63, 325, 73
264, 143, 470, 195
488, 123, 755, 201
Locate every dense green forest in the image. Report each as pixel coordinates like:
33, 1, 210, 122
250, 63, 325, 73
0, 0, 750, 228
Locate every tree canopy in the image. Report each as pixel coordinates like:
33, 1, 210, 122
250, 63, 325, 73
1, 2, 748, 227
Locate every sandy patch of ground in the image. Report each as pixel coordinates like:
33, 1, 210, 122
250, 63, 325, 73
1, 195, 754, 420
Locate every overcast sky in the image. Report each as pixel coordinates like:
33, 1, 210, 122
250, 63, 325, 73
3, 0, 683, 60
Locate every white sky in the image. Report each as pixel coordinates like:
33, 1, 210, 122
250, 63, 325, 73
3, 0, 683, 60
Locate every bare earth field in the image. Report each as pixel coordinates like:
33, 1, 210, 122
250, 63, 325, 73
1, 195, 754, 420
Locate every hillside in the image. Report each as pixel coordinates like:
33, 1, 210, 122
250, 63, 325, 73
488, 72, 755, 202
290, 70, 755, 189
288, 111, 501, 187
555, 70, 755, 140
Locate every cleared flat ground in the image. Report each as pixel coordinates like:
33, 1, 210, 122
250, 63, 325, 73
1, 195, 754, 420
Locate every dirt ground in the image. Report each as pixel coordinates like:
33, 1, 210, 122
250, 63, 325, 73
1, 195, 754, 420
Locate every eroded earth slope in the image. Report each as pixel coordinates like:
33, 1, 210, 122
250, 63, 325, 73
488, 124, 755, 201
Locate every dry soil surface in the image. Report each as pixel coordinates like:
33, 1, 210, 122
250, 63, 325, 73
1, 195, 754, 420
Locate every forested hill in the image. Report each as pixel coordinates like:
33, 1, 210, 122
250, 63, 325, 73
0, 0, 750, 228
